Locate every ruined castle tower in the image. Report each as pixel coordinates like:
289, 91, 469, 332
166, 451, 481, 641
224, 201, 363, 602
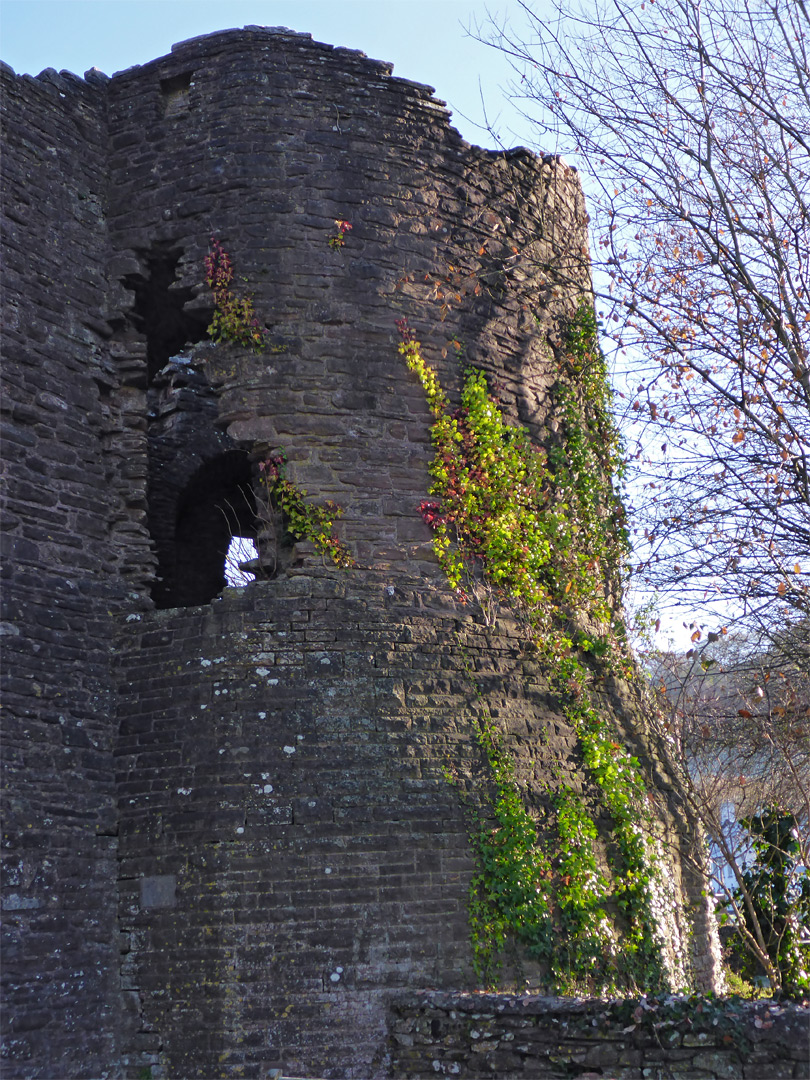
1, 28, 721, 1080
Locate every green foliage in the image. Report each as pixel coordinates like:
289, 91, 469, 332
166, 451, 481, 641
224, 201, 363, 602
551, 787, 618, 983
400, 306, 671, 992
464, 668, 667, 992
205, 236, 266, 350
730, 806, 810, 996
466, 709, 555, 979
259, 453, 353, 569
721, 968, 771, 999
396, 310, 626, 627
609, 991, 754, 1049
329, 219, 353, 250
545, 637, 669, 991
549, 303, 628, 612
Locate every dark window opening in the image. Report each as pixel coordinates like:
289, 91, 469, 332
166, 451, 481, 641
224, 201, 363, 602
161, 71, 193, 117
123, 244, 211, 383
152, 451, 257, 609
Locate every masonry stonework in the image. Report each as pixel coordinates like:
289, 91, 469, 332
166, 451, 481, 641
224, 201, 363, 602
389, 992, 810, 1079
3, 26, 790, 1080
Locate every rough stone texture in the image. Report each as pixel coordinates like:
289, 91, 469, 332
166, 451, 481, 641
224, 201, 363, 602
0, 59, 129, 1078
2, 27, 726, 1080
389, 992, 810, 1079
116, 568, 666, 1077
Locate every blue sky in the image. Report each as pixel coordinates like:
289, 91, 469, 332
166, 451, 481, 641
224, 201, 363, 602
0, 0, 544, 150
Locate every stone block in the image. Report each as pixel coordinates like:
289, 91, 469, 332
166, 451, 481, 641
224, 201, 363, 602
139, 875, 177, 909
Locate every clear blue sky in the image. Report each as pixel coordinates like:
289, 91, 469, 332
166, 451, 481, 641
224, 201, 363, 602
0, 0, 546, 151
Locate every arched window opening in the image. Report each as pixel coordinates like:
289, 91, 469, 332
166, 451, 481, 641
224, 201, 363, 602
152, 450, 257, 609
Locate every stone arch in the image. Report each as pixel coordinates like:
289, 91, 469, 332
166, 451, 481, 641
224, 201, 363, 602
154, 448, 256, 609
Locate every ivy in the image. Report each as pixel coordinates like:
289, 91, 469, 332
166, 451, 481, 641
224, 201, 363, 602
258, 453, 353, 570
201, 241, 349, 567
463, 673, 665, 992
399, 307, 673, 994
328, 219, 353, 250
205, 236, 266, 351
551, 787, 619, 985
396, 312, 626, 627
729, 807, 810, 995
547, 302, 629, 618
398, 321, 556, 623
459, 676, 555, 981
550, 646, 670, 991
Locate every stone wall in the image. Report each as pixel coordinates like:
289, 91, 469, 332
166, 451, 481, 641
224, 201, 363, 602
389, 992, 810, 1079
0, 61, 133, 1076
2, 27, 724, 1080
96, 26, 592, 592
112, 563, 726, 1078
115, 570, 485, 1076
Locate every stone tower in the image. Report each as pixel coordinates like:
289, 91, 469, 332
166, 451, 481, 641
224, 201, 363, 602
1, 28, 720, 1080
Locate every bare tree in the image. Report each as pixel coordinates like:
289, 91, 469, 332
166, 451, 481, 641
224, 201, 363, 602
643, 631, 810, 992
476, 0, 810, 647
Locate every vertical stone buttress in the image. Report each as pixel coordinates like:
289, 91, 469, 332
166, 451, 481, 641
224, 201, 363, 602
1, 29, 722, 1080
0, 61, 132, 1076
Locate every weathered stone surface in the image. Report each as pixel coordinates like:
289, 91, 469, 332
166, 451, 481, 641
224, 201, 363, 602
2, 26, 725, 1080
1, 54, 126, 1080
388, 993, 810, 1079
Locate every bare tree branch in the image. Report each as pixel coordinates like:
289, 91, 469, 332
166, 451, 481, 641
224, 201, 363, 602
475, 0, 810, 644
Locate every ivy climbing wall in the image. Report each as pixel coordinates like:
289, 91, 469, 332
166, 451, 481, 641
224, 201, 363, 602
2, 27, 725, 1080
115, 571, 544, 1075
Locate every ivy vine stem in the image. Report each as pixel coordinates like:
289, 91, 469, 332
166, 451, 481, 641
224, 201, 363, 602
399, 308, 677, 993
258, 452, 353, 570
205, 236, 267, 351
